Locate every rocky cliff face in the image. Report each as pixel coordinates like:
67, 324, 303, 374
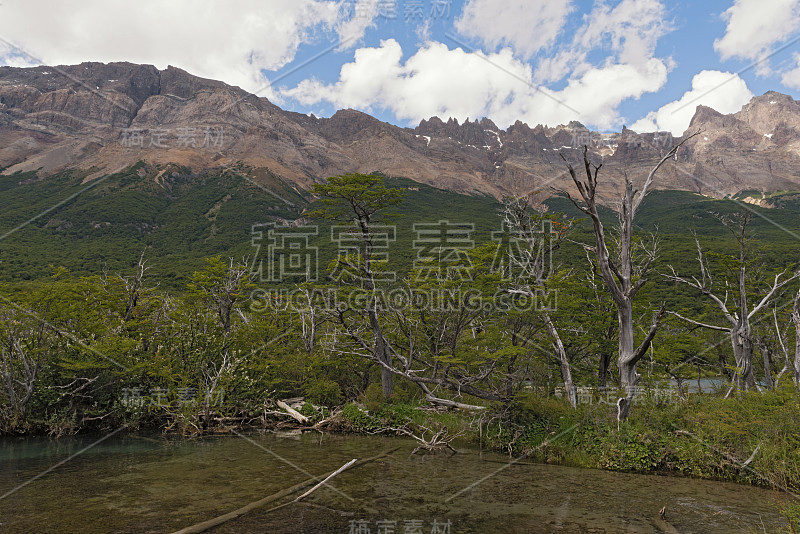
2, 61, 800, 202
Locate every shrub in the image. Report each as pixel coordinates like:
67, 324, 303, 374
305, 378, 343, 407
341, 402, 383, 432
363, 383, 384, 413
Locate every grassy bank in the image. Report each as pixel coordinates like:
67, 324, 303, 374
331, 384, 800, 528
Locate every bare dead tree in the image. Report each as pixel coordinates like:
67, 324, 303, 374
212, 258, 252, 333
784, 289, 800, 387
792, 288, 800, 386
665, 217, 799, 391
119, 249, 152, 321
771, 307, 795, 387
296, 286, 325, 354
556, 136, 696, 418
96, 251, 169, 356
502, 196, 576, 408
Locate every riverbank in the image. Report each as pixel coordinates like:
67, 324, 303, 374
6, 383, 800, 529
11, 384, 800, 493
324, 384, 800, 529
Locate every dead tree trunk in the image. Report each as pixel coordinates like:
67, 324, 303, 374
558, 138, 693, 418
794, 289, 800, 385
771, 309, 793, 387
298, 287, 323, 354
121, 250, 149, 321
501, 196, 576, 408
666, 218, 798, 391
758, 339, 774, 390
542, 312, 576, 408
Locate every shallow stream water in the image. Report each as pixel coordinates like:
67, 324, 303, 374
0, 431, 789, 533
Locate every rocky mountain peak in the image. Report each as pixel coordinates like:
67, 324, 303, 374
479, 117, 499, 131
688, 105, 727, 129
732, 91, 800, 145
3, 61, 800, 202
159, 65, 246, 100
416, 114, 498, 147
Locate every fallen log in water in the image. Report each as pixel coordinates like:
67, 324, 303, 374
275, 399, 310, 424
292, 459, 357, 502
169, 447, 399, 534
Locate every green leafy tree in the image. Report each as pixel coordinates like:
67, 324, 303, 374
186, 256, 254, 420
310, 173, 404, 398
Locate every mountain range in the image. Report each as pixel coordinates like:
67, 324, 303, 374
2, 61, 800, 206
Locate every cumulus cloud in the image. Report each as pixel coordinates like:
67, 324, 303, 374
454, 0, 574, 59
283, 0, 675, 131
335, 0, 380, 49
714, 0, 800, 74
535, 0, 671, 84
544, 59, 669, 129
630, 70, 753, 135
284, 40, 526, 122
282, 39, 669, 131
0, 0, 370, 96
781, 52, 800, 88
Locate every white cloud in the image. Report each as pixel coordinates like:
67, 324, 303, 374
282, 40, 669, 131
714, 0, 800, 74
284, 0, 675, 132
781, 52, 800, 88
630, 70, 753, 135
335, 0, 380, 49
535, 0, 670, 84
581, 0, 670, 66
0, 0, 368, 96
454, 0, 574, 59
541, 59, 669, 130
284, 40, 524, 122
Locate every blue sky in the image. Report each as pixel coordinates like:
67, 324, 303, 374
2, 0, 800, 134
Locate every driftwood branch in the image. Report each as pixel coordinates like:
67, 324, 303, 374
424, 393, 486, 411
291, 458, 357, 502
170, 448, 399, 534
275, 399, 309, 424
391, 423, 462, 455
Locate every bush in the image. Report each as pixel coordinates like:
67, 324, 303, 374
363, 383, 384, 413
596, 426, 663, 472
298, 401, 323, 422
305, 378, 343, 407
341, 402, 383, 432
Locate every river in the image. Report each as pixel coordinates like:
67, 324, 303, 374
0, 431, 788, 533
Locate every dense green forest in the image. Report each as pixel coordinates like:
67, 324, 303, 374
2, 164, 800, 518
